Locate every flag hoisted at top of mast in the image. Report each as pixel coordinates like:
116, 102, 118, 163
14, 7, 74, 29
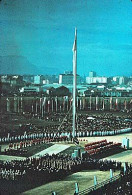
72, 28, 77, 52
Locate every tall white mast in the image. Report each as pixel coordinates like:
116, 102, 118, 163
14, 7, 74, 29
72, 28, 77, 138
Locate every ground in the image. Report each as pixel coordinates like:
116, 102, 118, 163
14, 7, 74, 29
0, 110, 131, 194
22, 170, 120, 195
103, 150, 132, 163
19, 132, 132, 195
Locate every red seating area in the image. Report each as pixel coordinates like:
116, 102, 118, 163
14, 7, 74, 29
85, 140, 122, 157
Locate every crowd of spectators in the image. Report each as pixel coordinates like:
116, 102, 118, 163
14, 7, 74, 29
0, 155, 124, 194
0, 113, 131, 143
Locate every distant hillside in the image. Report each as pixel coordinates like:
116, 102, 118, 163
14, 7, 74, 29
0, 56, 39, 75
0, 55, 60, 75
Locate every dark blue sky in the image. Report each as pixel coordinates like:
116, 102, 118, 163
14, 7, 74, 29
0, 0, 132, 76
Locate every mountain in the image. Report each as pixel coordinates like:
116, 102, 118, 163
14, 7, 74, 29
0, 56, 39, 75
0, 55, 60, 75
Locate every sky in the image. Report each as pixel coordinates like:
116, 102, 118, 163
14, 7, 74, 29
0, 0, 132, 76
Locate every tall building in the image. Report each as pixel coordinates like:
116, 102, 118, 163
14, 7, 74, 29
34, 75, 44, 85
119, 76, 127, 85
34, 75, 41, 84
89, 71, 96, 77
59, 73, 80, 85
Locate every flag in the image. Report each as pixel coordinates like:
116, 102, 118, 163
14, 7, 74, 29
116, 98, 118, 105
72, 28, 77, 52
7, 133, 10, 139
77, 96, 79, 108
124, 99, 127, 110
20, 97, 23, 110
42, 97, 46, 106
110, 97, 112, 110
39, 98, 42, 113
42, 97, 46, 116
90, 96, 92, 110
102, 98, 105, 110
51, 99, 54, 112
96, 96, 98, 110
80, 98, 82, 110
116, 98, 118, 110
48, 100, 50, 112
36, 100, 38, 113
63, 96, 67, 111
55, 97, 58, 112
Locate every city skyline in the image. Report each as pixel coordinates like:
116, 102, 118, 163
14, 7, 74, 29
0, 0, 132, 76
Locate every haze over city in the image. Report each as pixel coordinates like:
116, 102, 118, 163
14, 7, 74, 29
0, 0, 132, 76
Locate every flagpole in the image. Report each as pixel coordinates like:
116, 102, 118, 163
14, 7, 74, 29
103, 98, 105, 110
110, 96, 112, 111
55, 96, 58, 112
42, 98, 44, 117
90, 95, 92, 110
96, 96, 98, 111
124, 98, 127, 110
72, 28, 77, 139
36, 99, 38, 114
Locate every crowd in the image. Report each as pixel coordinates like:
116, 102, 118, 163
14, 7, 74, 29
2, 136, 68, 156
84, 140, 122, 159
2, 138, 122, 159
0, 113, 131, 144
0, 155, 123, 194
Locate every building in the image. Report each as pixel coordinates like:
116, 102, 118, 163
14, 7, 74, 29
112, 76, 127, 85
59, 73, 80, 85
89, 71, 96, 77
43, 79, 50, 84
20, 86, 40, 93
86, 76, 107, 84
102, 89, 132, 97
0, 75, 23, 85
23, 75, 34, 83
33, 75, 44, 85
119, 76, 127, 85
112, 76, 119, 84
34, 75, 41, 84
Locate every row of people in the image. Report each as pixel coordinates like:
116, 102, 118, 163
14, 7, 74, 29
86, 143, 122, 157
85, 139, 107, 147
0, 156, 123, 182
0, 112, 131, 140
0, 127, 132, 144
